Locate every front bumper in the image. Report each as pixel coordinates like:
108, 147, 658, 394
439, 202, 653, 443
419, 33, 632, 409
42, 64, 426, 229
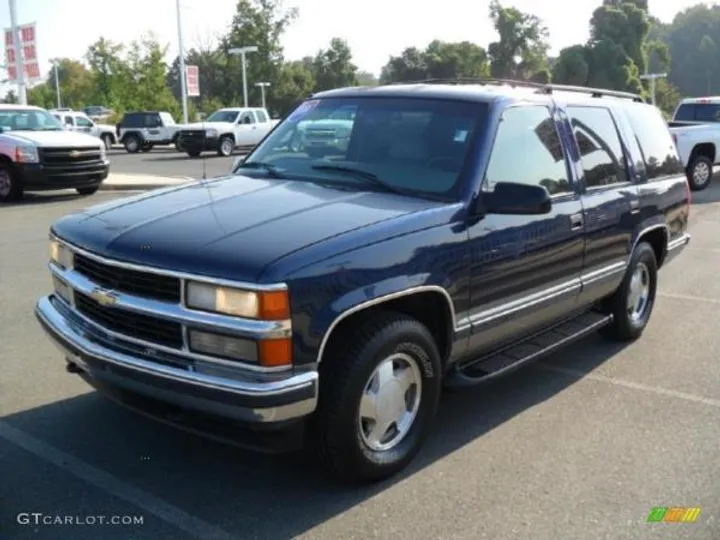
35, 295, 318, 449
18, 161, 109, 191
178, 134, 219, 153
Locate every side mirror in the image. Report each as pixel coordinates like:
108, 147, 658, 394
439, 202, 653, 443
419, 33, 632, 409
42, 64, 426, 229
482, 182, 552, 215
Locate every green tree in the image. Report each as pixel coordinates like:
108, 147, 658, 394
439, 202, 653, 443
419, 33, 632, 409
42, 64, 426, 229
47, 58, 94, 109
124, 35, 180, 117
697, 35, 718, 95
379, 41, 489, 83
272, 59, 315, 117
356, 71, 378, 86
167, 47, 228, 107
487, 0, 550, 80
552, 45, 590, 85
85, 38, 128, 109
220, 0, 299, 110
312, 38, 358, 92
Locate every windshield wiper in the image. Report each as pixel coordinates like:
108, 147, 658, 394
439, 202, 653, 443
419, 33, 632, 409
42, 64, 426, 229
311, 165, 410, 196
235, 161, 286, 179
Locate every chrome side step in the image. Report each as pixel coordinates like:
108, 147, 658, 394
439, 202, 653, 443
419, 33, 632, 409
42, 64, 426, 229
444, 311, 613, 389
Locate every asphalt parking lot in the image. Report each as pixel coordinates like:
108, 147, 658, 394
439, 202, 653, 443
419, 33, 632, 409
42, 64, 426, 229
1, 183, 720, 540
108, 147, 240, 179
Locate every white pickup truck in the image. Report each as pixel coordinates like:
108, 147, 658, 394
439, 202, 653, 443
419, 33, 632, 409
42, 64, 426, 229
176, 107, 280, 157
669, 97, 720, 191
52, 110, 117, 150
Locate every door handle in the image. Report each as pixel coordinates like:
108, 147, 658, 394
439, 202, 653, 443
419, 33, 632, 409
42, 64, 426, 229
570, 213, 583, 230
630, 199, 640, 215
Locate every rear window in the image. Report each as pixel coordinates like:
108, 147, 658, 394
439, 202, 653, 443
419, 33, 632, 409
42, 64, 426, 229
674, 102, 720, 122
122, 113, 143, 128
625, 104, 684, 180
243, 97, 487, 200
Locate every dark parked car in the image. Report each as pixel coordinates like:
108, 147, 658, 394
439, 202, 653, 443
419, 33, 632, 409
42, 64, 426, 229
36, 80, 691, 484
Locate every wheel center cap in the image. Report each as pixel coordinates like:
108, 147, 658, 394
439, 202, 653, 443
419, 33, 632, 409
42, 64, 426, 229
376, 381, 404, 422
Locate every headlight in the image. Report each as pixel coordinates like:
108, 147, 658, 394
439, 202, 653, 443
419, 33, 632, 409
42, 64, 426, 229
49, 239, 74, 269
15, 145, 38, 163
206, 128, 218, 137
185, 281, 290, 320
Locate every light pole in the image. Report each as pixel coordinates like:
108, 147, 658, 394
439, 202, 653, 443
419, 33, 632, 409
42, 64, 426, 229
175, 0, 188, 123
639, 73, 667, 106
228, 46, 258, 107
255, 82, 270, 109
52, 59, 61, 109
8, 0, 26, 105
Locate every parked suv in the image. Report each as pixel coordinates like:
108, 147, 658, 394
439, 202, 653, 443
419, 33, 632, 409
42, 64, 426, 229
36, 81, 690, 484
115, 111, 181, 153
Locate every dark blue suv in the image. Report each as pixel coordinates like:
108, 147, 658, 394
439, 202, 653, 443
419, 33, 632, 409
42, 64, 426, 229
36, 80, 691, 484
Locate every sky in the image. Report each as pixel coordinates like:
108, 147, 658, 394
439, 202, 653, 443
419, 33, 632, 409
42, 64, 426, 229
0, 0, 714, 96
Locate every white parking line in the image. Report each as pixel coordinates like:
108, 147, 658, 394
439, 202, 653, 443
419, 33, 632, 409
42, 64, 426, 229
538, 365, 720, 409
0, 420, 240, 540
658, 292, 720, 305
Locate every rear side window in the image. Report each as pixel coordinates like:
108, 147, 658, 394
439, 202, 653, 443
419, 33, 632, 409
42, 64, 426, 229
123, 113, 142, 128
674, 104, 694, 121
255, 109, 269, 123
624, 104, 684, 180
567, 106, 629, 188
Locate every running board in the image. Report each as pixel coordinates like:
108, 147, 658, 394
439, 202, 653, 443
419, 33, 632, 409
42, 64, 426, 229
445, 311, 613, 389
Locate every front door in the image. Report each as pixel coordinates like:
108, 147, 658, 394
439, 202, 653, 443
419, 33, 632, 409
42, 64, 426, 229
466, 104, 586, 355
235, 111, 258, 146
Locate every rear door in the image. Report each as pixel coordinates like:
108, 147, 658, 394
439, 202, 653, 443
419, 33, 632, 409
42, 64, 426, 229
235, 111, 258, 145
564, 105, 641, 306
466, 104, 586, 354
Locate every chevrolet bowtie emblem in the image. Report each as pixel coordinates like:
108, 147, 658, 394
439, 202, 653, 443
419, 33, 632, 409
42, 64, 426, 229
69, 150, 80, 158
89, 288, 118, 307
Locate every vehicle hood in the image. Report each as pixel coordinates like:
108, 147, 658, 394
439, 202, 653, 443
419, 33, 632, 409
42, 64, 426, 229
3, 130, 102, 147
180, 121, 235, 131
51, 175, 440, 283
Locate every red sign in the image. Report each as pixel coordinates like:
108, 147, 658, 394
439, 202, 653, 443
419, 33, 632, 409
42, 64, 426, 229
186, 65, 200, 97
3, 22, 40, 82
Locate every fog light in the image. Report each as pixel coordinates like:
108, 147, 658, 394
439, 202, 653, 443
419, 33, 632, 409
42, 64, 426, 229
49, 240, 74, 269
52, 275, 74, 305
188, 329, 258, 363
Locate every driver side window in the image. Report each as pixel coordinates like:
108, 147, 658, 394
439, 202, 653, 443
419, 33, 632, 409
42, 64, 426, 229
76, 116, 93, 128
484, 106, 571, 196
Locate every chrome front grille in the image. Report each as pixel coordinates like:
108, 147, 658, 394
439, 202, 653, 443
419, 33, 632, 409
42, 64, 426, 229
75, 291, 183, 348
74, 253, 181, 303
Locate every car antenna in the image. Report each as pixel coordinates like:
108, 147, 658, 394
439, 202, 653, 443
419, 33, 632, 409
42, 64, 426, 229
200, 114, 208, 181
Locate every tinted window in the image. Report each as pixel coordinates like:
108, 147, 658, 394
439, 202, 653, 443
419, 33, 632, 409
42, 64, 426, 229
256, 109, 269, 123
693, 103, 720, 122
484, 106, 571, 195
624, 104, 684, 179
674, 104, 694, 121
64, 116, 74, 126
244, 97, 486, 200
567, 106, 628, 188
123, 113, 143, 128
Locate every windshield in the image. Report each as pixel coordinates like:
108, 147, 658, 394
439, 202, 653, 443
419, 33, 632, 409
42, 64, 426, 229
0, 108, 63, 131
241, 97, 487, 200
207, 110, 239, 123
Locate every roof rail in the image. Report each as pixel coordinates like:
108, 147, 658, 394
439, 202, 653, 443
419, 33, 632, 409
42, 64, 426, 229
388, 78, 646, 102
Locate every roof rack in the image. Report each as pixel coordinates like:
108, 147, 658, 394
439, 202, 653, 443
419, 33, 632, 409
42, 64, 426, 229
391, 78, 645, 102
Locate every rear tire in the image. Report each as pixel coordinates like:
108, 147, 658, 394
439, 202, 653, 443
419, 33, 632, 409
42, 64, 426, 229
599, 242, 658, 342
101, 134, 113, 150
76, 186, 99, 196
0, 162, 22, 202
308, 311, 442, 485
687, 154, 713, 191
124, 134, 141, 153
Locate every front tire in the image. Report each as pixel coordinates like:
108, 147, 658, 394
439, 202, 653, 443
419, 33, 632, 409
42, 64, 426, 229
309, 311, 442, 484
101, 134, 113, 150
217, 135, 234, 157
687, 154, 713, 191
599, 241, 658, 341
0, 162, 22, 202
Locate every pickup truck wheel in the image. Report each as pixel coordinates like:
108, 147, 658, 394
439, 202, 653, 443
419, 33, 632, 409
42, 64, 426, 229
599, 242, 658, 342
310, 311, 442, 484
217, 136, 234, 157
687, 155, 713, 191
0, 162, 22, 202
124, 135, 141, 153
101, 134, 113, 150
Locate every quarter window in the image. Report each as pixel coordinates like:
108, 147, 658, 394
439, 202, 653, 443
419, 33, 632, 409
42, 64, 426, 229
567, 106, 628, 188
484, 106, 571, 195
624, 105, 684, 180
